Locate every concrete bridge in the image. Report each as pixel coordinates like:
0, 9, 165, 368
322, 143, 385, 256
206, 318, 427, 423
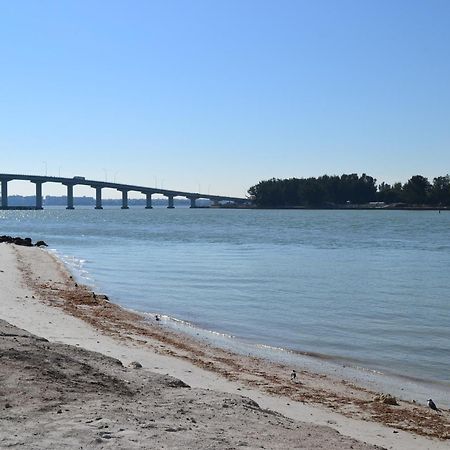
0, 174, 248, 210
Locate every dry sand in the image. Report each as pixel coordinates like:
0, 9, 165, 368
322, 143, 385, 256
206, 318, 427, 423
0, 243, 449, 449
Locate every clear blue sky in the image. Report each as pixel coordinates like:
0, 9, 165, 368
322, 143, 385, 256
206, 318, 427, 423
1, 0, 449, 198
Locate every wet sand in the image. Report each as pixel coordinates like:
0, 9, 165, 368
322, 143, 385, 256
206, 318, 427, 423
1, 243, 449, 449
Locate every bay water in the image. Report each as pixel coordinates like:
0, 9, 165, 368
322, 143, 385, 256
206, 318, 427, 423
1, 207, 449, 401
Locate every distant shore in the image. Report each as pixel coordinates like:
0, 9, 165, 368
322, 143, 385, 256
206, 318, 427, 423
0, 243, 448, 448
245, 205, 449, 210
1, 202, 449, 210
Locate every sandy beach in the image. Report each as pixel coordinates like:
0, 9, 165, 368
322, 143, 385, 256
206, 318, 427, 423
1, 243, 449, 449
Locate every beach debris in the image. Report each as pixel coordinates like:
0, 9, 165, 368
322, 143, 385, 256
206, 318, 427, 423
428, 398, 440, 412
290, 369, 296, 381
373, 393, 398, 406
128, 361, 143, 369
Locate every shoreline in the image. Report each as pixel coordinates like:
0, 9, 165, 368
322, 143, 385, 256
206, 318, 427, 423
54, 249, 450, 406
153, 305, 450, 402
1, 243, 449, 448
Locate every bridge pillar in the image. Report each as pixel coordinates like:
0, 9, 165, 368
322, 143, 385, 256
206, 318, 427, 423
189, 197, 197, 208
121, 190, 129, 209
1, 179, 8, 209
66, 184, 74, 209
167, 195, 174, 209
95, 187, 103, 209
34, 182, 43, 210
145, 192, 153, 209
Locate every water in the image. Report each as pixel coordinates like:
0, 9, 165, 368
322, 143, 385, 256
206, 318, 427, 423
1, 207, 449, 398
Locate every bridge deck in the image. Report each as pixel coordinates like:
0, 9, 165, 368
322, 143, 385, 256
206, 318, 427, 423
0, 173, 249, 209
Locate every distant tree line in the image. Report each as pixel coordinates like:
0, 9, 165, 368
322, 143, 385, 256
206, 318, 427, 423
248, 174, 450, 208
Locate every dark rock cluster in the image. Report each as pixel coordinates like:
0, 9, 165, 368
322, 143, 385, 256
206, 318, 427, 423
0, 235, 48, 247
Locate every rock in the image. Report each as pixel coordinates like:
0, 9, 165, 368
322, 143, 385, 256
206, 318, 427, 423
0, 235, 48, 247
13, 237, 33, 246
129, 361, 142, 369
166, 378, 190, 389
373, 394, 398, 406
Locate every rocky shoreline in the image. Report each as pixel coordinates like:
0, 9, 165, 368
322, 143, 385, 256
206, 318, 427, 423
0, 235, 47, 247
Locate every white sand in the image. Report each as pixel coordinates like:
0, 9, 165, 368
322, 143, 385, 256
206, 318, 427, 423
0, 243, 448, 449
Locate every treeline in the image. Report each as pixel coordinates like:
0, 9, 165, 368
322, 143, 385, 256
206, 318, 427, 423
248, 174, 450, 207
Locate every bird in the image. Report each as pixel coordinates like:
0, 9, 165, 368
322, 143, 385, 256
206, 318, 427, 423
290, 370, 296, 381
428, 399, 440, 412
155, 314, 160, 322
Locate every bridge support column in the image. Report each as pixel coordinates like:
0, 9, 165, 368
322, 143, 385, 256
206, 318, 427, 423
34, 182, 43, 210
145, 192, 153, 209
167, 195, 174, 209
189, 197, 197, 208
121, 190, 129, 209
95, 187, 103, 209
1, 179, 8, 209
66, 184, 74, 209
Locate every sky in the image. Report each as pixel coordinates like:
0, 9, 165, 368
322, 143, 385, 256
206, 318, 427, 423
1, 0, 449, 198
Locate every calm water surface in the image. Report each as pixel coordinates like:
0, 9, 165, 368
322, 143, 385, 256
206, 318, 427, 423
1, 208, 449, 392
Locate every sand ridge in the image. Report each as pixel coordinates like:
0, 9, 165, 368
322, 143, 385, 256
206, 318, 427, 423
1, 319, 381, 449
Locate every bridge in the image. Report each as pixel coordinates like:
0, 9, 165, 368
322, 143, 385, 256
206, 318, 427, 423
0, 174, 249, 210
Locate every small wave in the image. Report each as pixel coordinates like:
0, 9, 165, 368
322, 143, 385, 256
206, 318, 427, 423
138, 311, 237, 340
49, 249, 96, 287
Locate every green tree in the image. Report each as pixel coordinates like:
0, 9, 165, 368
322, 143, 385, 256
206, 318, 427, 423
430, 175, 450, 206
403, 175, 431, 204
377, 182, 404, 203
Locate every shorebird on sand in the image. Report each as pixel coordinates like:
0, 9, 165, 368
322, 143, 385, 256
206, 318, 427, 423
428, 399, 440, 412
290, 370, 296, 381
